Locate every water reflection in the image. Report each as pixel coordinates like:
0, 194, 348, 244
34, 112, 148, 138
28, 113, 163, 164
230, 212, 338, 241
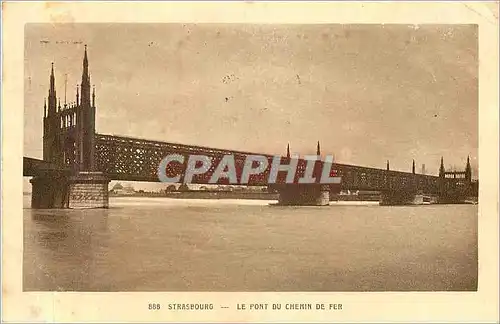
25, 207, 111, 291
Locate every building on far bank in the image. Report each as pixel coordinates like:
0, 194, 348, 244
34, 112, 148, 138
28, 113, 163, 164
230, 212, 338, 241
110, 182, 135, 195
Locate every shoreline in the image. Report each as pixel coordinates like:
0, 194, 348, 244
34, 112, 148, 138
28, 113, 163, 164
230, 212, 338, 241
24, 191, 477, 205
109, 191, 383, 202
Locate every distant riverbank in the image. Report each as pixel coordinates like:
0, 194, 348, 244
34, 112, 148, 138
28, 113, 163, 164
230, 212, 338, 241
25, 190, 381, 201
110, 191, 384, 201
24, 190, 379, 201
112, 191, 279, 200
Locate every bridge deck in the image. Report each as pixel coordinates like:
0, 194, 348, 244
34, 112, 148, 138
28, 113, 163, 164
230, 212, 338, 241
23, 157, 71, 177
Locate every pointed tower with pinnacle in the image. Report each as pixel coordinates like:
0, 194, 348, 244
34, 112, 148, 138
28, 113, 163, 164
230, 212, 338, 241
78, 45, 96, 171
36, 45, 109, 210
43, 63, 61, 164
465, 155, 472, 182
48, 63, 56, 116
439, 157, 445, 178
42, 46, 97, 169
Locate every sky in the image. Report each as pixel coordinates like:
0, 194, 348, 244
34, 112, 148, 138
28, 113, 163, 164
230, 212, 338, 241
24, 24, 478, 191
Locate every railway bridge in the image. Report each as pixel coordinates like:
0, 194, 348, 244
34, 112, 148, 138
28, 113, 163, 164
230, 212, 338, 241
24, 47, 476, 208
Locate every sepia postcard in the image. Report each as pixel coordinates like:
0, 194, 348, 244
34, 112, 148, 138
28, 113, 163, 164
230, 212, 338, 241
2, 1, 499, 323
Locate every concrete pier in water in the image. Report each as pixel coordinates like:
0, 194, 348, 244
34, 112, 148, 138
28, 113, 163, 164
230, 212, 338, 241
30, 172, 110, 209
275, 184, 331, 206
69, 172, 110, 209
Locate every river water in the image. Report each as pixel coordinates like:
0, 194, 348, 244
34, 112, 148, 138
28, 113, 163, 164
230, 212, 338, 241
23, 196, 478, 291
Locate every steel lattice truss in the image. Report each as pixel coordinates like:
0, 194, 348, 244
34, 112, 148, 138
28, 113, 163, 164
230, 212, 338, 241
332, 163, 440, 192
94, 133, 442, 192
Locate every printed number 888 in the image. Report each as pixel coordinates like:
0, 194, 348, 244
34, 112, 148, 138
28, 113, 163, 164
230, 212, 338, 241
149, 303, 161, 310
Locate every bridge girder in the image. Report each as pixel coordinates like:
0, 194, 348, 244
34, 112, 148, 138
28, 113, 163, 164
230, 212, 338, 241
23, 157, 71, 177
93, 133, 442, 193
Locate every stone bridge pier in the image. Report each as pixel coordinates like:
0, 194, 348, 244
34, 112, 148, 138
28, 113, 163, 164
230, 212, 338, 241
30, 175, 70, 209
30, 172, 110, 209
270, 184, 331, 206
68, 172, 110, 209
